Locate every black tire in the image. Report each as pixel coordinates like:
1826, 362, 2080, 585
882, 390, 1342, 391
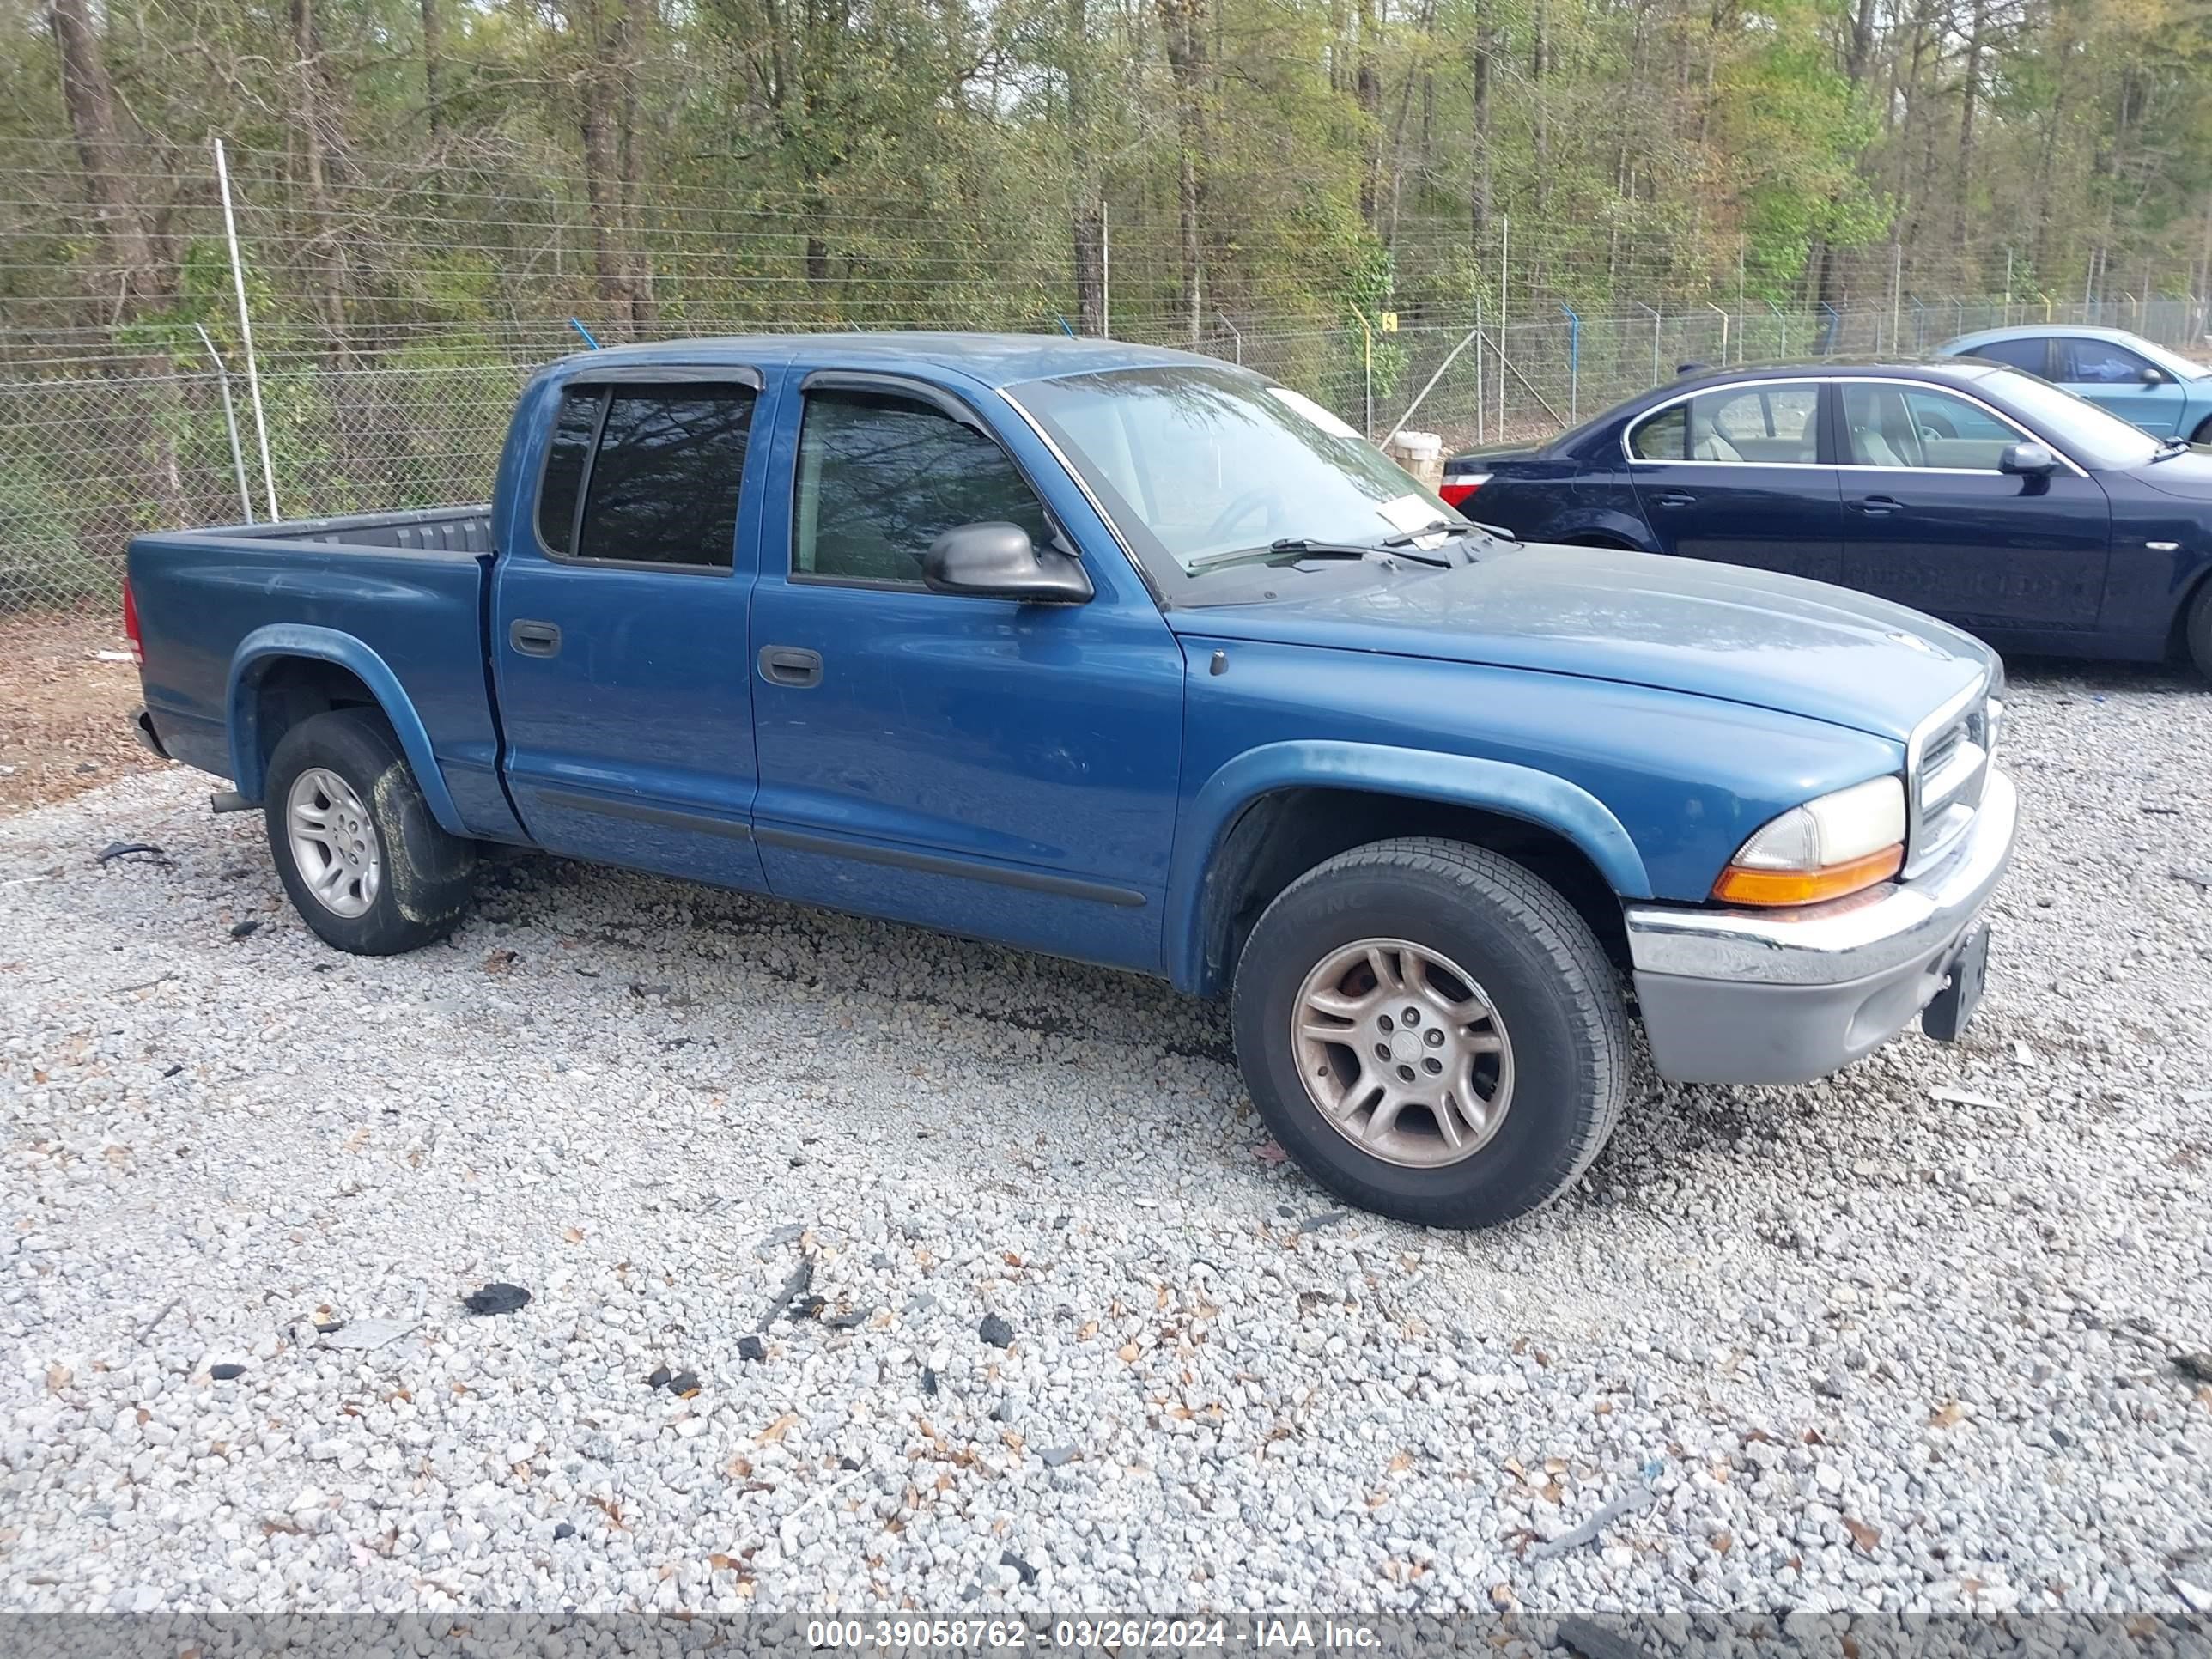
1231, 837, 1628, 1230
2187, 579, 2212, 682
263, 708, 475, 955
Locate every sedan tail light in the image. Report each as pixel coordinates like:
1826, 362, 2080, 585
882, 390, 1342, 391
1439, 471, 1490, 509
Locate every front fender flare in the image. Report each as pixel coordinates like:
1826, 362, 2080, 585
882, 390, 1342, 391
1164, 740, 1653, 994
226, 624, 467, 836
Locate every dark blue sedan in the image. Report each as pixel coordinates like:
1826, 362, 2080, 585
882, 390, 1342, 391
1442, 361, 2212, 677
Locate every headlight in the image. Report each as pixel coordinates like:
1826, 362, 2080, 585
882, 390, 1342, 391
1711, 776, 1907, 906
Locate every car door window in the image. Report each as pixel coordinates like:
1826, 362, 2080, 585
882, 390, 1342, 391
1841, 384, 2024, 471
538, 382, 757, 568
2058, 338, 2154, 385
793, 389, 1053, 586
1966, 337, 2051, 376
1629, 384, 1818, 464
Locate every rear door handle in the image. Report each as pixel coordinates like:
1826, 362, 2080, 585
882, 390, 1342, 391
1653, 490, 1697, 508
508, 619, 562, 657
1850, 496, 1902, 515
757, 645, 824, 689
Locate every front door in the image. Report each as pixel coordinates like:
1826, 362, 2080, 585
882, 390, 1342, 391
493, 369, 770, 889
746, 372, 1185, 974
1626, 380, 1847, 584
1835, 380, 2112, 634
2057, 337, 2188, 437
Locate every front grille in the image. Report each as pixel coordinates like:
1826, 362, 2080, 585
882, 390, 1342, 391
1905, 682, 1997, 878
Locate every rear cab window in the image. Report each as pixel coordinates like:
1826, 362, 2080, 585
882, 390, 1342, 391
535, 380, 759, 570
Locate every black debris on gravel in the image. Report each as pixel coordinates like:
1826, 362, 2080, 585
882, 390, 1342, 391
95, 842, 168, 866
209, 1364, 246, 1381
737, 1335, 767, 1363
979, 1312, 1014, 1349
1000, 1552, 1038, 1586
921, 1367, 939, 1396
228, 919, 260, 939
462, 1282, 532, 1316
668, 1370, 701, 1397
553, 1522, 575, 1540
646, 1365, 672, 1390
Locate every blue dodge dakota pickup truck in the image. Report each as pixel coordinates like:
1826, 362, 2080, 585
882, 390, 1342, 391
126, 332, 2017, 1229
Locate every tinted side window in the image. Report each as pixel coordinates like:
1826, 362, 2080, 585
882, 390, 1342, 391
2059, 338, 2152, 385
794, 391, 1052, 585
536, 389, 601, 554
1967, 337, 2051, 375
572, 385, 757, 569
1628, 405, 1686, 459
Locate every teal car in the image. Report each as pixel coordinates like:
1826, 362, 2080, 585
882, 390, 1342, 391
1937, 325, 2212, 443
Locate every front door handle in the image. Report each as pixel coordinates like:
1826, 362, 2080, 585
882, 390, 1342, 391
757, 645, 824, 689
1654, 490, 1697, 508
508, 619, 562, 657
1850, 495, 1902, 515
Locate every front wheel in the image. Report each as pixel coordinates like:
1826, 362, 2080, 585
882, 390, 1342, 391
2187, 579, 2212, 682
1231, 838, 1629, 1229
264, 708, 476, 955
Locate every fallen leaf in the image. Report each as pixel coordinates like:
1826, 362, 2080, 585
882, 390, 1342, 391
1078, 1321, 1097, 1340
1117, 1343, 1139, 1363
1002, 1252, 1022, 1267
46, 1364, 70, 1392
1387, 1451, 1413, 1474
724, 1455, 752, 1478
483, 949, 517, 974
1711, 1532, 1732, 1554
758, 1413, 798, 1443
1929, 1400, 1965, 1429
1253, 1139, 1290, 1166
1844, 1516, 1881, 1553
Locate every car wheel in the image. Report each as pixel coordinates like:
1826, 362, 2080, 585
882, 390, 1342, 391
264, 708, 475, 955
1231, 837, 1629, 1229
2187, 580, 2212, 682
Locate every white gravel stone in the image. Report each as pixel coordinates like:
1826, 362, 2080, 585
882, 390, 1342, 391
1, 664, 2209, 1619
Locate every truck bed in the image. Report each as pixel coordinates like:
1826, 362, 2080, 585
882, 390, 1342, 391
127, 501, 525, 843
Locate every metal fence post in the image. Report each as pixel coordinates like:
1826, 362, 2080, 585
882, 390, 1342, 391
1818, 301, 1840, 356
1559, 303, 1579, 423
1707, 302, 1728, 368
213, 137, 279, 522
1216, 313, 1242, 364
1636, 302, 1661, 386
192, 323, 253, 525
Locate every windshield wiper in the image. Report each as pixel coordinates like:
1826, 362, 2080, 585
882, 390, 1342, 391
1186, 537, 1451, 573
1380, 519, 1518, 548
2151, 436, 2192, 460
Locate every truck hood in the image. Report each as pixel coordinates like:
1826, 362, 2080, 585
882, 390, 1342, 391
1170, 543, 1996, 744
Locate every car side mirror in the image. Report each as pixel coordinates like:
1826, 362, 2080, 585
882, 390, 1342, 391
922, 521, 1093, 605
2139, 365, 2167, 386
1999, 441, 2057, 477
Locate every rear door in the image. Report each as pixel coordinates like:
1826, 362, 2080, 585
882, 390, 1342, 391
493, 368, 771, 888
2056, 337, 2188, 436
1625, 380, 1847, 584
1835, 378, 2112, 633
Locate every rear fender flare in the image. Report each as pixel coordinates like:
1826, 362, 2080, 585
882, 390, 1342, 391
1165, 740, 1653, 994
226, 625, 467, 836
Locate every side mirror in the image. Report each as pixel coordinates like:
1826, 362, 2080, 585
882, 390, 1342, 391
922, 521, 1093, 605
1999, 441, 2057, 477
2140, 365, 2168, 386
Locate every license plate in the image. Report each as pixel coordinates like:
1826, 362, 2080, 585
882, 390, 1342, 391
1921, 924, 1990, 1042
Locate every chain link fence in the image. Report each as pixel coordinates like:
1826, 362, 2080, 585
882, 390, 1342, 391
4, 295, 2208, 613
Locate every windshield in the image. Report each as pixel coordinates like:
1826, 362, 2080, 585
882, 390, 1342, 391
2118, 336, 2210, 383
1006, 365, 1463, 594
1975, 368, 2166, 469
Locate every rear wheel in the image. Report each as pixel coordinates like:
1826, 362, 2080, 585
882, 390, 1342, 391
264, 708, 475, 954
1231, 837, 1629, 1230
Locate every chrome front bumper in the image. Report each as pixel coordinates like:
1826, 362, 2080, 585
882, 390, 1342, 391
1624, 769, 2018, 1085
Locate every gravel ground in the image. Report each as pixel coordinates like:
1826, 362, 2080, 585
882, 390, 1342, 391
3, 662, 2209, 1620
